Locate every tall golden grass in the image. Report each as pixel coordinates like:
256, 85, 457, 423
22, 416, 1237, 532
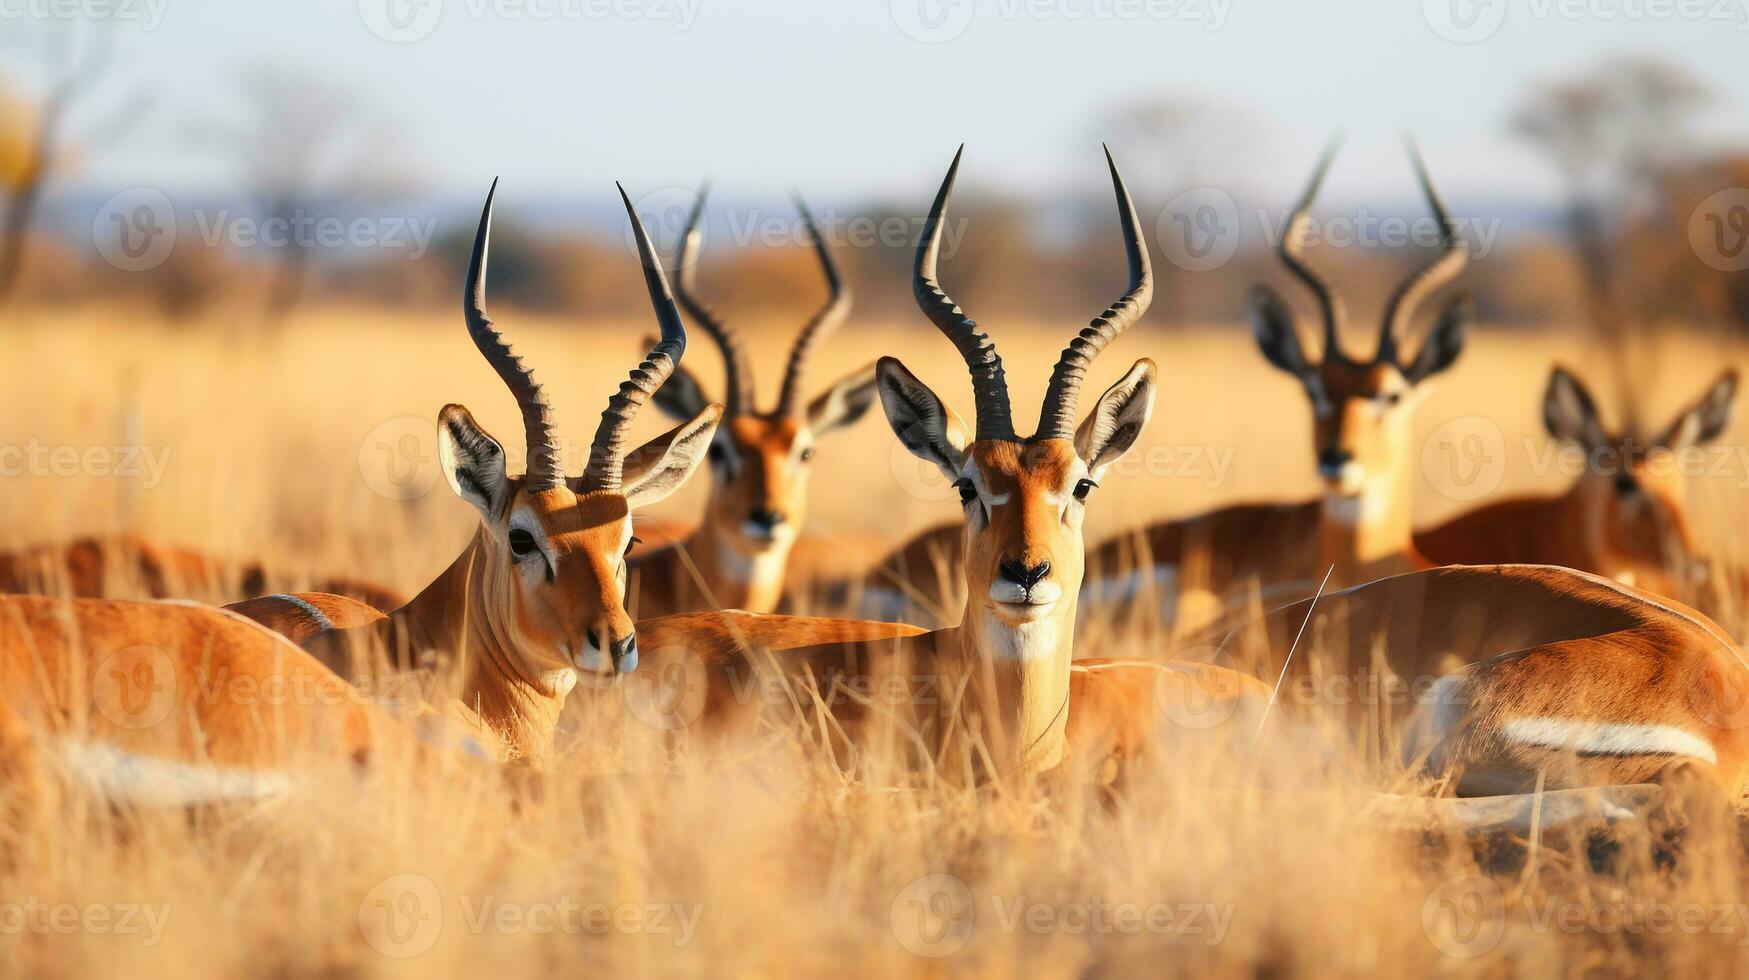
2, 304, 1748, 977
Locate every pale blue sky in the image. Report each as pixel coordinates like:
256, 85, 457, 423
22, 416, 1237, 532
10, 0, 1749, 209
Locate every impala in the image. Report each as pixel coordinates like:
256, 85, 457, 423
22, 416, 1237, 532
0, 533, 405, 610
633, 148, 1273, 780
627, 188, 880, 617
0, 181, 760, 805
1416, 366, 1738, 603
849, 140, 1471, 631
1201, 563, 1749, 809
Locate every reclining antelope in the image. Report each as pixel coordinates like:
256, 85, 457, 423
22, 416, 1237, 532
852, 140, 1471, 632
627, 189, 880, 617
633, 148, 1273, 780
0, 182, 916, 821
1416, 365, 1739, 608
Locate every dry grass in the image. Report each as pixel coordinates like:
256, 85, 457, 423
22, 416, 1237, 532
2, 304, 1749, 977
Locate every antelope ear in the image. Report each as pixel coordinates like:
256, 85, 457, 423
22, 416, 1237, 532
437, 404, 510, 519
1403, 292, 1471, 384
644, 335, 712, 422
876, 357, 969, 483
1075, 359, 1156, 480
1660, 369, 1738, 450
1543, 366, 1607, 450
622, 404, 724, 509
806, 361, 881, 436
1249, 286, 1311, 377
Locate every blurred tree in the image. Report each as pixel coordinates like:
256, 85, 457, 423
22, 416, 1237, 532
1511, 58, 1712, 421
194, 65, 406, 321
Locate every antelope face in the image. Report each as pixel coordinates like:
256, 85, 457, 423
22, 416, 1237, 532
878, 358, 1157, 628
438, 402, 721, 679
1544, 367, 1738, 573
655, 363, 879, 555
1250, 287, 1467, 499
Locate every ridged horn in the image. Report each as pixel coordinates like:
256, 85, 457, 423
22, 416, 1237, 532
1037, 145, 1153, 441
1377, 138, 1469, 365
1278, 137, 1349, 363
914, 146, 1013, 441
775, 192, 851, 417
462, 179, 562, 493
583, 184, 689, 491
672, 185, 755, 416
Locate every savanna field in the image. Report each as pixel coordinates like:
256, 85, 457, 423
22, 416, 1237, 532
3, 302, 1748, 977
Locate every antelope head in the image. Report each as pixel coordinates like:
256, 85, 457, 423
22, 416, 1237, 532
650, 189, 879, 556
1251, 140, 1470, 499
1543, 365, 1738, 576
878, 147, 1156, 632
440, 182, 721, 680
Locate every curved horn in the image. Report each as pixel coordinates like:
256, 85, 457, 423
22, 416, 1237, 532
672, 185, 755, 415
463, 179, 562, 492
914, 146, 1013, 441
1037, 145, 1153, 441
1278, 137, 1348, 363
1377, 139, 1469, 365
583, 184, 689, 491
775, 192, 851, 417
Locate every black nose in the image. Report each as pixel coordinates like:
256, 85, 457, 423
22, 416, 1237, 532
1614, 472, 1638, 496
1318, 448, 1353, 470
749, 509, 786, 530
999, 559, 1052, 589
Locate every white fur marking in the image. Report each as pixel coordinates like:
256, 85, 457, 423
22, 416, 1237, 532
1502, 718, 1717, 764
58, 740, 294, 806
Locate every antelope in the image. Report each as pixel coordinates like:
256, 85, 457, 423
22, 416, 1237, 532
849, 140, 1472, 632
1415, 365, 1739, 604
632, 148, 1273, 781
628, 189, 880, 617
0, 181, 755, 798
1197, 563, 1749, 812
0, 534, 405, 610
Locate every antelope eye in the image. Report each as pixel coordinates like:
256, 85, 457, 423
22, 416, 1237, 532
508, 528, 538, 558
625, 535, 643, 557
707, 444, 726, 465
1382, 392, 1402, 407
1073, 479, 1098, 502
799, 447, 815, 463
954, 479, 978, 504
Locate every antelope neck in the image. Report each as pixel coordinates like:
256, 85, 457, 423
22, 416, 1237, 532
691, 507, 794, 613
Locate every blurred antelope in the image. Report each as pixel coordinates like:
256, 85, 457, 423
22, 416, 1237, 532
0, 182, 749, 792
628, 189, 880, 617
856, 140, 1471, 630
1204, 563, 1749, 814
636, 149, 1271, 780
1416, 366, 1738, 602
